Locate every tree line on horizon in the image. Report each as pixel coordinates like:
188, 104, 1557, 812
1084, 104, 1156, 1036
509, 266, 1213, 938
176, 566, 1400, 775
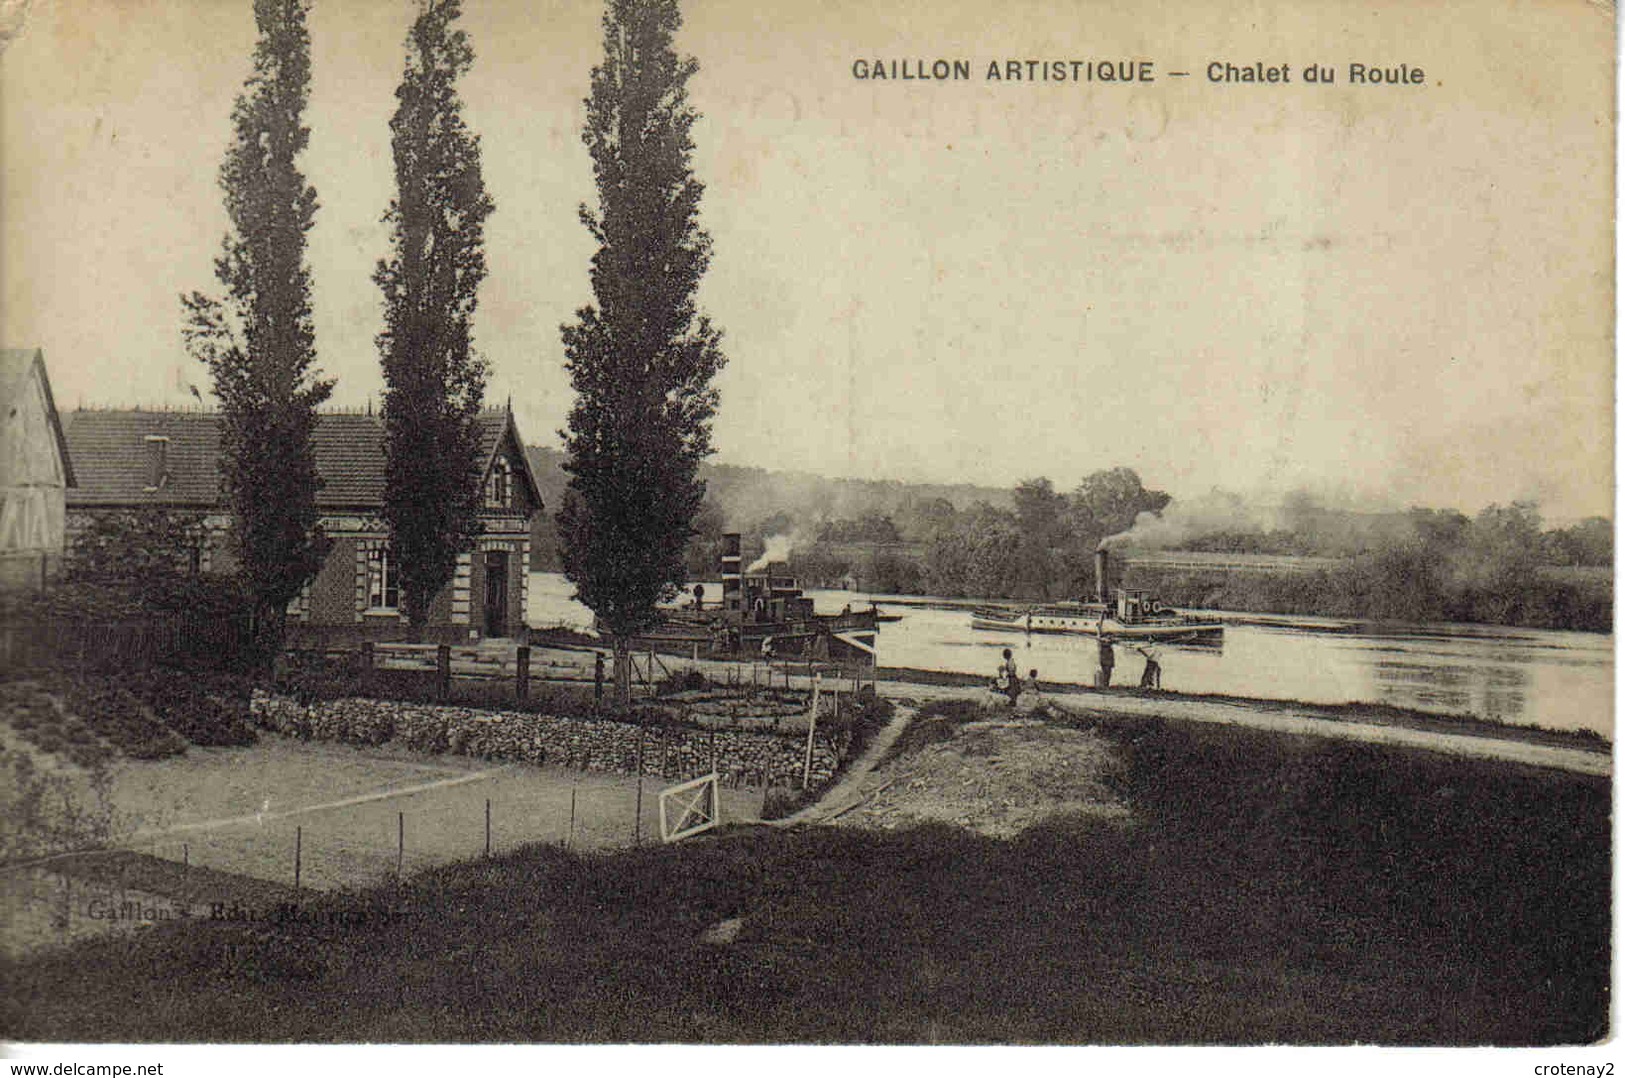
510, 435, 1613, 633
641, 469, 1608, 631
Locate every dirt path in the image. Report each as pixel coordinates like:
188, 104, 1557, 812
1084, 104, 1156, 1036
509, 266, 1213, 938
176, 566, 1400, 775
766, 704, 918, 826
125, 764, 515, 841
875, 681, 1612, 777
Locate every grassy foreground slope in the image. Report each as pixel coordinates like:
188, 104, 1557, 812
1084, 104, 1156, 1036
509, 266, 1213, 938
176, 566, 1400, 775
3, 713, 1609, 1044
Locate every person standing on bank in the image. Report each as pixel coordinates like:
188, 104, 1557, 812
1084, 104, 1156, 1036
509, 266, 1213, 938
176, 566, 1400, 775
1138, 647, 1162, 690
1097, 634, 1116, 689
998, 648, 1021, 703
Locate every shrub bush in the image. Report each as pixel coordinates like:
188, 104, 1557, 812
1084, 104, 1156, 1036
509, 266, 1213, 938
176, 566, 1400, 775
655, 669, 712, 696
125, 668, 257, 747
14, 675, 181, 763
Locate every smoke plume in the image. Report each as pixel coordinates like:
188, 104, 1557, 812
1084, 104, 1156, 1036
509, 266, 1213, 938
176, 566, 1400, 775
1098, 490, 1287, 551
746, 533, 795, 572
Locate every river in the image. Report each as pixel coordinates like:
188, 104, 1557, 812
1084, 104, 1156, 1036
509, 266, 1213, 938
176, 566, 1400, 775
527, 572, 1614, 737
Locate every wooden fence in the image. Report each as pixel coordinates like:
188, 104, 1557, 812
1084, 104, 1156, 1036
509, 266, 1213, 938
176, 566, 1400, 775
278, 641, 874, 710
0, 611, 253, 673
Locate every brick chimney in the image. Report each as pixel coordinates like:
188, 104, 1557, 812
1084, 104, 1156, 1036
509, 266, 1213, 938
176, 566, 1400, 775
143, 435, 169, 492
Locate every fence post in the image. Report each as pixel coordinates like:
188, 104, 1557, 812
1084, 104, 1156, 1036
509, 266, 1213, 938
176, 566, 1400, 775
803, 673, 821, 790
633, 728, 645, 846
397, 811, 405, 878
294, 826, 302, 891
485, 799, 491, 858
436, 645, 451, 701
516, 645, 531, 703
359, 641, 374, 675
568, 786, 577, 849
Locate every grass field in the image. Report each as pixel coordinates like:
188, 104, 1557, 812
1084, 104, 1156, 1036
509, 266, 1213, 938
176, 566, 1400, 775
1, 735, 765, 956
3, 706, 1608, 1045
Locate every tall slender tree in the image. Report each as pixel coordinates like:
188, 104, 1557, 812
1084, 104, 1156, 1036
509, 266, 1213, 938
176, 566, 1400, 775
182, 0, 331, 656
559, 0, 726, 705
375, 0, 495, 637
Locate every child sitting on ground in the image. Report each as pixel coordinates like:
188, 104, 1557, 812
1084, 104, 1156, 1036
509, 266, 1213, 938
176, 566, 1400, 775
1014, 669, 1046, 715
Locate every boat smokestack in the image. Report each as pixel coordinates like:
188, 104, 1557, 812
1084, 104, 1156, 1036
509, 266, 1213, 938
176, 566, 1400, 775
1095, 547, 1110, 605
721, 533, 742, 615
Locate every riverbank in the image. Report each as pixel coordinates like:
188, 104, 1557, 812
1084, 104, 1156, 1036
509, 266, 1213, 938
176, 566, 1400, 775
3, 697, 1608, 1043
874, 665, 1610, 760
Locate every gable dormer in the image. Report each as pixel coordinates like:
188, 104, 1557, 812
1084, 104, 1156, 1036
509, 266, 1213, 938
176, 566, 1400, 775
476, 410, 542, 520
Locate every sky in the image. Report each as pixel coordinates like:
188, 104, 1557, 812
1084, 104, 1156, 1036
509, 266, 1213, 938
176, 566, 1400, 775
0, 0, 1614, 522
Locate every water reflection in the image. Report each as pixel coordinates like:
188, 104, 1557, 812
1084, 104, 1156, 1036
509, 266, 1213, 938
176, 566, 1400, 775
526, 573, 1612, 736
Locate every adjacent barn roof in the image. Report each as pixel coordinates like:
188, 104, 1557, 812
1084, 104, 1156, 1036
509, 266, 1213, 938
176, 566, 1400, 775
62, 408, 540, 511
0, 348, 76, 488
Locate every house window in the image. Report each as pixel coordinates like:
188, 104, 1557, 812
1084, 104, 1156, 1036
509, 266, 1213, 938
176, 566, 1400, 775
486, 460, 510, 509
368, 546, 400, 611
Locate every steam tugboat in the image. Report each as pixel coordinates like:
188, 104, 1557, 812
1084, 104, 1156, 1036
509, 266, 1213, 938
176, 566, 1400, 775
971, 548, 1224, 646
633, 533, 881, 664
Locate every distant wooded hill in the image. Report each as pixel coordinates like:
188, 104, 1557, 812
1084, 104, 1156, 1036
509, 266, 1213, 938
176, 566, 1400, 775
526, 446, 1015, 568
526, 447, 1611, 631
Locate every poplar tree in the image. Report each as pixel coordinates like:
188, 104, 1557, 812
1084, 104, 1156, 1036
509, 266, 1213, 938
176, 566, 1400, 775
182, 0, 331, 656
559, 0, 726, 705
375, 0, 495, 636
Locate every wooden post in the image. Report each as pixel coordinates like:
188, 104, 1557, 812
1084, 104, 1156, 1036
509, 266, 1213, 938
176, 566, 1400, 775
295, 826, 302, 891
634, 730, 645, 845
516, 645, 531, 703
803, 673, 821, 789
359, 640, 374, 675
397, 812, 405, 878
485, 799, 491, 858
568, 786, 577, 849
436, 644, 451, 701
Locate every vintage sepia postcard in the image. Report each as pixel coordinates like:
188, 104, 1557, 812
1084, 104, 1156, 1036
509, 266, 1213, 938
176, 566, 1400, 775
0, 0, 1614, 1065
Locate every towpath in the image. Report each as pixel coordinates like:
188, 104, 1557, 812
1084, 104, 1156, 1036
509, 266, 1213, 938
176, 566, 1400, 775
873, 680, 1612, 777
516, 644, 1609, 777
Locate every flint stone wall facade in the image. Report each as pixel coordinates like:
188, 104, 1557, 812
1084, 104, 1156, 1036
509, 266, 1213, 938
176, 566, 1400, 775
251, 691, 843, 789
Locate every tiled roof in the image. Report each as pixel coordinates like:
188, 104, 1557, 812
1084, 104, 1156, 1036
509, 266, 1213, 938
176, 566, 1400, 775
63, 409, 530, 510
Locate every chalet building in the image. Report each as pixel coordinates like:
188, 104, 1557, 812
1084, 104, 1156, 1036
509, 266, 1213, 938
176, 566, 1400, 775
0, 349, 76, 590
61, 407, 542, 643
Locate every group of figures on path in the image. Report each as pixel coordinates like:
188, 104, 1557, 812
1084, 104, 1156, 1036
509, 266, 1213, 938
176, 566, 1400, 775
986, 637, 1163, 714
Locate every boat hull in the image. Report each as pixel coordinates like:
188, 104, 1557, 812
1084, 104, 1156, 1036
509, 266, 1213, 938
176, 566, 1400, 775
627, 609, 881, 664
971, 605, 1224, 646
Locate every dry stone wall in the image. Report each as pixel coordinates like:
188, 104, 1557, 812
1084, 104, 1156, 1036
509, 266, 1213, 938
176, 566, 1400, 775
250, 691, 842, 788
